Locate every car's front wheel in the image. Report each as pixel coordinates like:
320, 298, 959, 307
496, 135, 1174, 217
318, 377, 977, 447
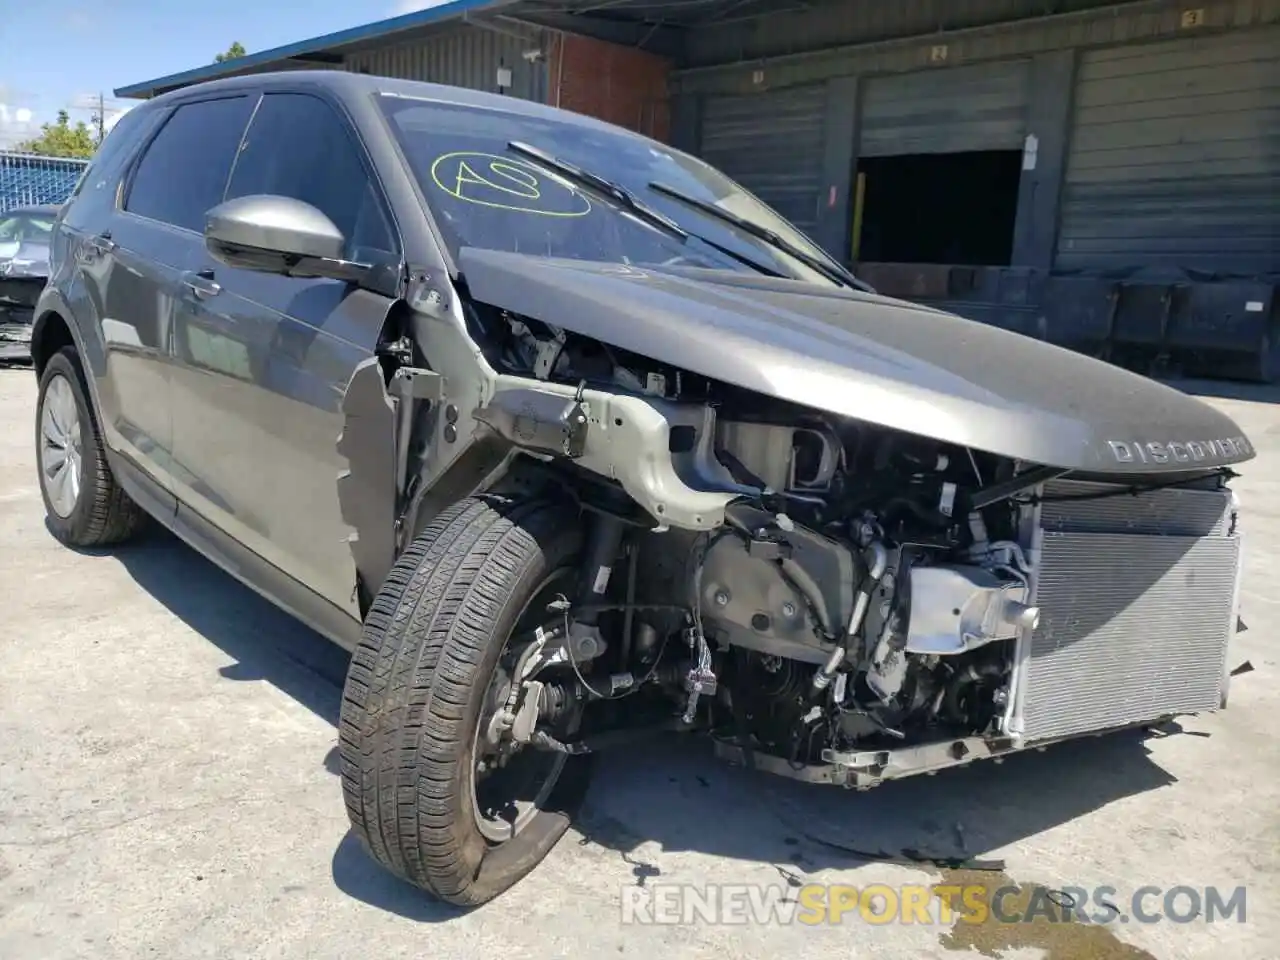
338, 494, 592, 906
35, 346, 146, 547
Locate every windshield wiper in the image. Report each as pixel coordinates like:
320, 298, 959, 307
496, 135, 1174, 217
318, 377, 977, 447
508, 141, 689, 238
506, 141, 785, 279
648, 180, 873, 292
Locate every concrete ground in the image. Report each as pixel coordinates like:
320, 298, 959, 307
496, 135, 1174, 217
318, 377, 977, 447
0, 363, 1276, 960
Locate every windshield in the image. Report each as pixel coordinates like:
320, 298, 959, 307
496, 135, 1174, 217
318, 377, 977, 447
0, 213, 54, 245
378, 94, 840, 286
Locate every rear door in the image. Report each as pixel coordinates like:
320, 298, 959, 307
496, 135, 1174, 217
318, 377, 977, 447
48, 104, 165, 480
170, 90, 400, 614
104, 94, 255, 490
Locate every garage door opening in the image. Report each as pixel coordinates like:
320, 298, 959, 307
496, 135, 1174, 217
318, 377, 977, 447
854, 150, 1022, 266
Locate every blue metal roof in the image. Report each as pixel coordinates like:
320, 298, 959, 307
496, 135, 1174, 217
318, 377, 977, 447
114, 0, 518, 99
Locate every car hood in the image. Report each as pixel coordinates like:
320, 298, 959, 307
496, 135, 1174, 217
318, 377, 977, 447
457, 248, 1254, 474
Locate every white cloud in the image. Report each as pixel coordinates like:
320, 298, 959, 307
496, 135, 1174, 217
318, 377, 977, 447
0, 102, 39, 150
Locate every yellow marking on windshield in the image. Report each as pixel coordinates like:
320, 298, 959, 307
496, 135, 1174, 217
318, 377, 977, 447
453, 159, 540, 199
429, 151, 591, 217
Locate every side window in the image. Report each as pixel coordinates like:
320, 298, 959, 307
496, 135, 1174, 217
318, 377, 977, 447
225, 93, 396, 261
125, 96, 254, 233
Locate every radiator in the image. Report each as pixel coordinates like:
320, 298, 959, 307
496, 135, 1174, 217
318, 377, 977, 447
1007, 479, 1241, 743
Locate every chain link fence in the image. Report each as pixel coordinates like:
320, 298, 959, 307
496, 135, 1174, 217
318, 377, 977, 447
0, 151, 90, 212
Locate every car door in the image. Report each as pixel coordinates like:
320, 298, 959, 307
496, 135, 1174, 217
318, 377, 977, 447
51, 105, 161, 471
100, 94, 256, 492
169, 90, 401, 616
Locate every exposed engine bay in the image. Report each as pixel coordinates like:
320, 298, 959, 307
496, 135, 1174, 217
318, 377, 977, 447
395, 302, 1245, 788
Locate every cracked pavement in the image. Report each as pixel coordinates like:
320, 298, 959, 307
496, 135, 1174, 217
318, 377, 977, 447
1, 366, 1277, 959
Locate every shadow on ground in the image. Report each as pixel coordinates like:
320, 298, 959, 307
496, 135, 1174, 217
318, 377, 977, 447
105, 525, 1180, 924
329, 830, 469, 922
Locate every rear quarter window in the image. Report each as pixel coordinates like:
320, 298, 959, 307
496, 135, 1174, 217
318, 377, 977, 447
66, 105, 155, 205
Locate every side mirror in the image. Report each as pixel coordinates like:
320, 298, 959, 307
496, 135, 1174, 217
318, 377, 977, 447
204, 194, 368, 282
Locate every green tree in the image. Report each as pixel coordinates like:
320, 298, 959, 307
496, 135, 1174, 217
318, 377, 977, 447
13, 110, 96, 159
215, 41, 247, 63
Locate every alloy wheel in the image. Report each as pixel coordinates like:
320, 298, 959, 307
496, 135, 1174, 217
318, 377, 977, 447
40, 374, 83, 518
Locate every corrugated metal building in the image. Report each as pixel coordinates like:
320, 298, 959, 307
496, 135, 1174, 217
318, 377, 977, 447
115, 1, 674, 140
117, 0, 1280, 380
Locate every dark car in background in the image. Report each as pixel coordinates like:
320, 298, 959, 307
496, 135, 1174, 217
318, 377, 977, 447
0, 203, 57, 361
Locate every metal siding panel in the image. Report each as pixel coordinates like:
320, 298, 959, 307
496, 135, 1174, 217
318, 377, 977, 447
1012, 49, 1076, 267
345, 27, 545, 100
817, 76, 860, 258
673, 0, 1280, 96
699, 84, 827, 236
1057, 26, 1280, 274
860, 59, 1031, 156
683, 0, 1099, 69
669, 93, 702, 153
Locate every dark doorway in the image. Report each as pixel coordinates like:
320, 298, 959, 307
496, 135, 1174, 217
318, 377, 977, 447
854, 150, 1022, 266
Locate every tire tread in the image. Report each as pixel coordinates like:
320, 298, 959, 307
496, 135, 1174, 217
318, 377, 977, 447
38, 346, 146, 547
338, 494, 583, 905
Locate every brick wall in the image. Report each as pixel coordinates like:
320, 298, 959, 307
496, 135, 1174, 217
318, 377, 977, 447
550, 33, 672, 142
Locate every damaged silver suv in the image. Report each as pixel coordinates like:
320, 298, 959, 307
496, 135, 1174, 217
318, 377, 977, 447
32, 71, 1253, 906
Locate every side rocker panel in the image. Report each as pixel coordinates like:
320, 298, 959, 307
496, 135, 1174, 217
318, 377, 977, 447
107, 446, 364, 650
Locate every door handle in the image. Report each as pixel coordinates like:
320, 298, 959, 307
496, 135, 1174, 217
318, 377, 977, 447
87, 231, 116, 254
181, 269, 221, 300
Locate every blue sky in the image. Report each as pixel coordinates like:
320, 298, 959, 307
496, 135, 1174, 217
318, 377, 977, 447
0, 0, 431, 148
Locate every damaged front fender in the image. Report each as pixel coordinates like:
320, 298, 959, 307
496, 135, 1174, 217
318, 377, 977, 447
334, 280, 745, 613
335, 356, 400, 610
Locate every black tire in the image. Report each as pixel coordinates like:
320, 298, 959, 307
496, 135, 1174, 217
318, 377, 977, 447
339, 494, 591, 906
35, 346, 147, 547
